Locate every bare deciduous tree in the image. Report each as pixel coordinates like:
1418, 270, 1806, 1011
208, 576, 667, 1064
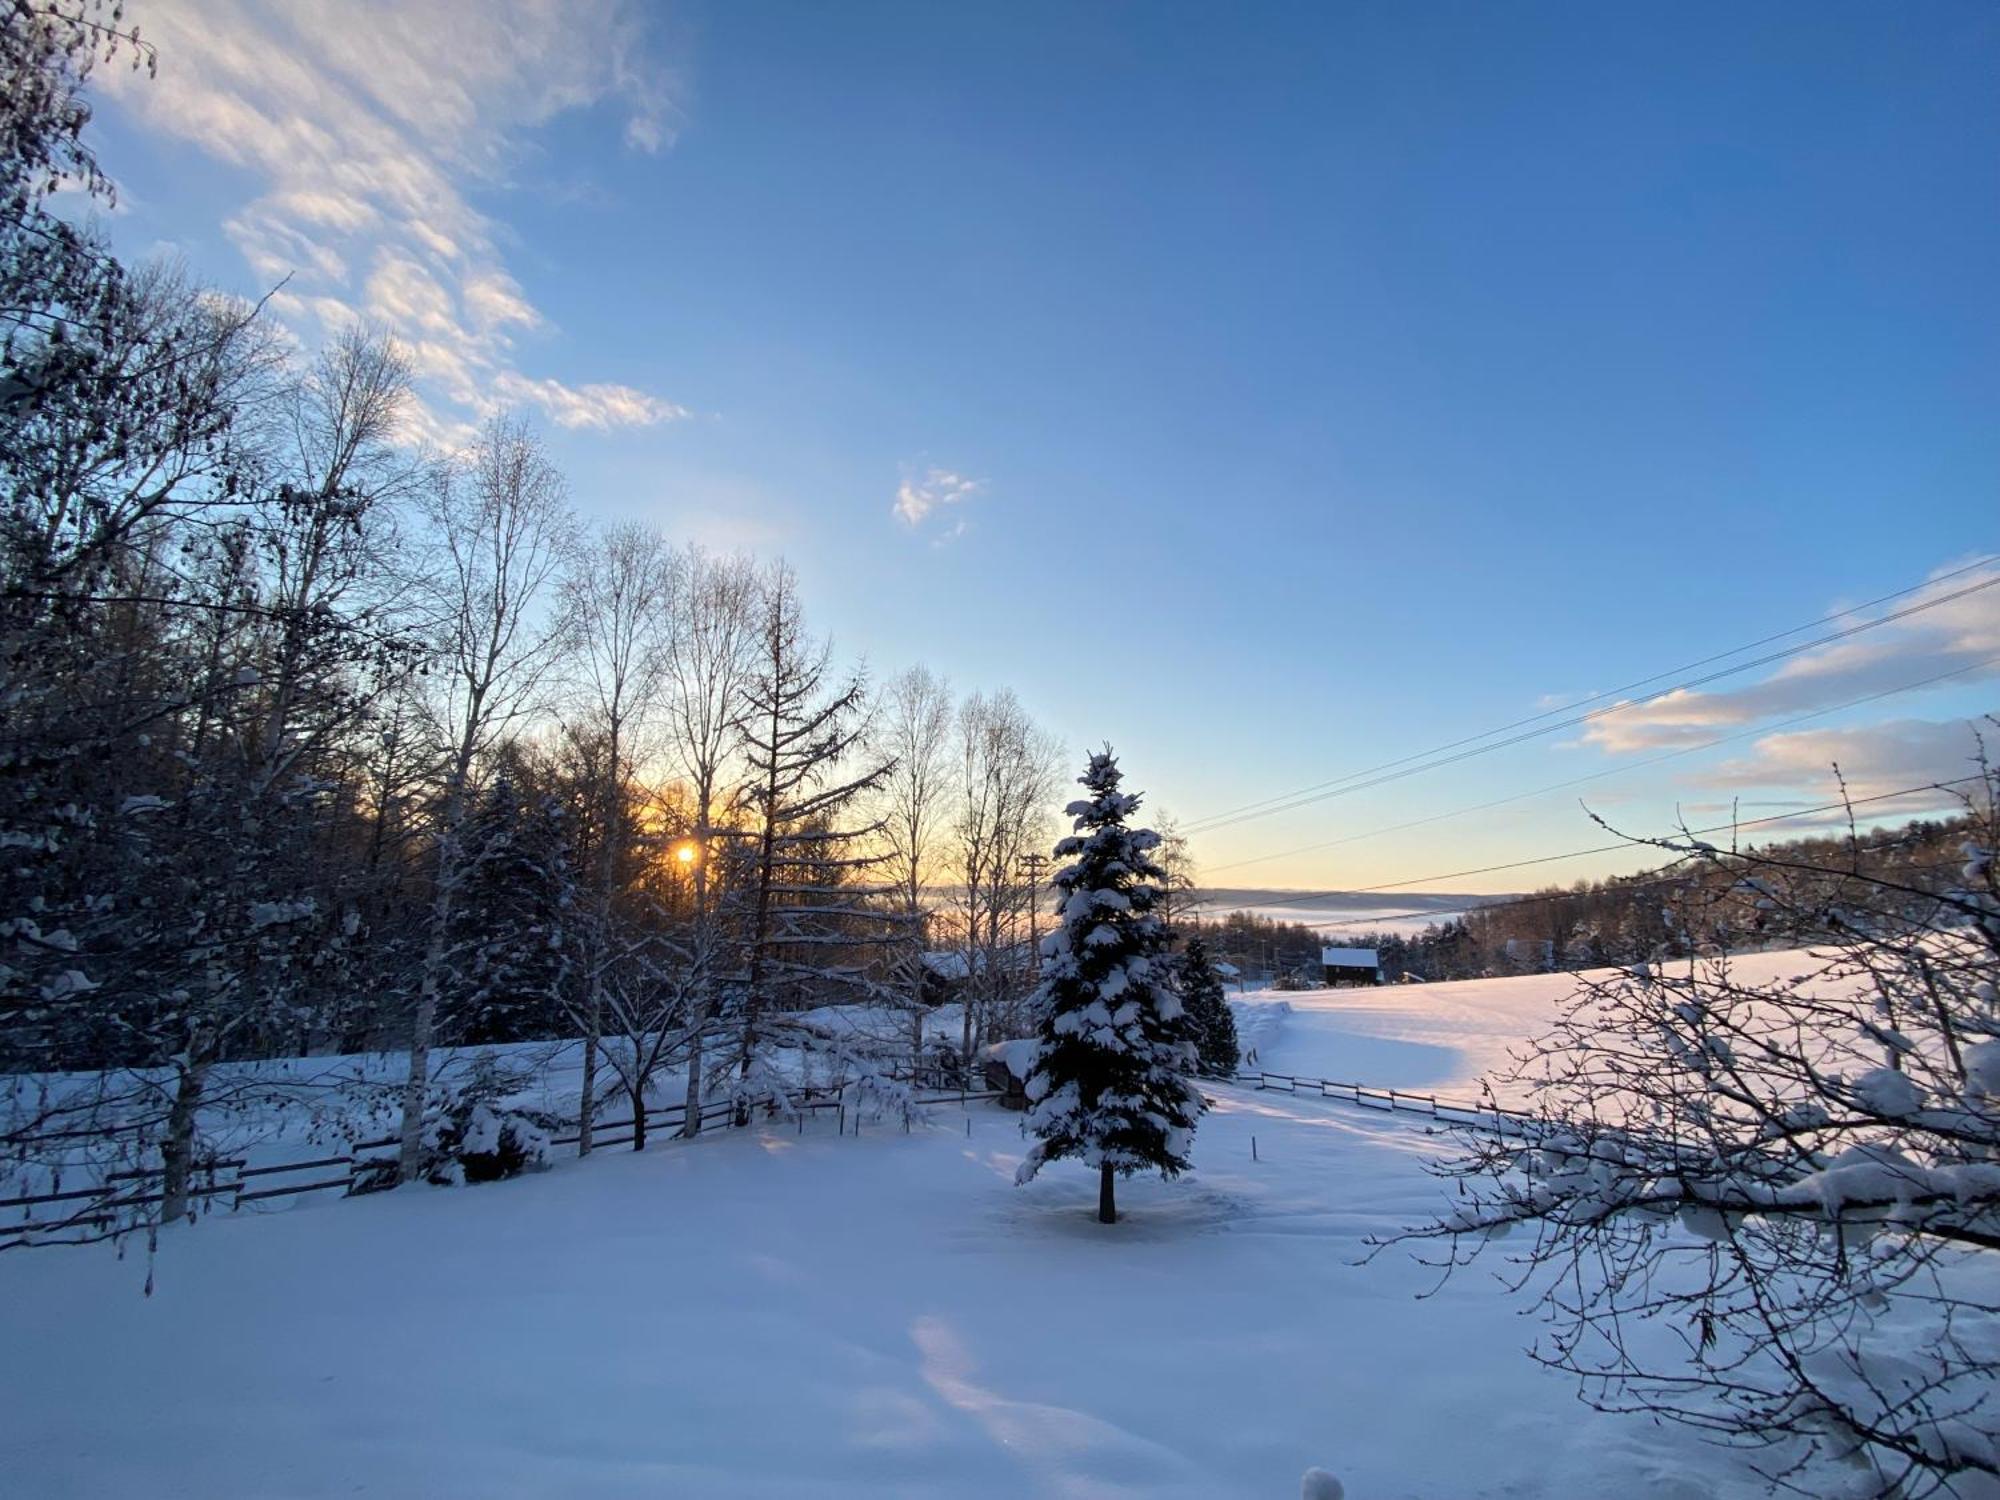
662, 547, 759, 1136
953, 688, 1061, 1054
872, 665, 956, 1059
398, 418, 572, 1182
1392, 758, 2000, 1498
561, 522, 674, 1153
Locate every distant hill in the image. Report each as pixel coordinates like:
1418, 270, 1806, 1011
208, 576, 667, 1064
1190, 887, 1513, 937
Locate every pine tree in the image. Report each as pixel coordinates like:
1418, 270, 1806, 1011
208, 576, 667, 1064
1177, 936, 1240, 1077
445, 775, 577, 1045
1016, 748, 1204, 1224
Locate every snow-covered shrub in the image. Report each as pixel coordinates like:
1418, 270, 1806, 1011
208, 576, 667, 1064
424, 1099, 550, 1186
407, 1055, 554, 1187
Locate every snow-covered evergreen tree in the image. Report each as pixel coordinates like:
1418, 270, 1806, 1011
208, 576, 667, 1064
444, 774, 577, 1045
1016, 748, 1204, 1223
1177, 936, 1240, 1077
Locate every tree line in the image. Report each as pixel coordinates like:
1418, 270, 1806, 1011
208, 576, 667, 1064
0, 5, 1068, 1204
1354, 811, 1982, 983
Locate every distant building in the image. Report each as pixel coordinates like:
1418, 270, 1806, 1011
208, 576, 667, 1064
1321, 947, 1381, 987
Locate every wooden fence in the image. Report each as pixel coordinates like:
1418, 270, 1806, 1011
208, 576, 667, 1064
1227, 1070, 1532, 1135
2, 1065, 1531, 1252
0, 1080, 1001, 1251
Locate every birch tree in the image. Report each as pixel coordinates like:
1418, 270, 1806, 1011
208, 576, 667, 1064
398, 419, 572, 1182
662, 547, 757, 1136
872, 665, 956, 1060
560, 522, 673, 1152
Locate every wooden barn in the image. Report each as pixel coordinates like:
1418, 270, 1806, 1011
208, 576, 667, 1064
1321, 946, 1381, 987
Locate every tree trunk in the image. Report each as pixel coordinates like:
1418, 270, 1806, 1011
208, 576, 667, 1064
1098, 1162, 1116, 1225
680, 1025, 705, 1138
681, 852, 711, 1140
578, 984, 600, 1156
398, 892, 451, 1183
631, 1084, 647, 1152
159, 1057, 206, 1223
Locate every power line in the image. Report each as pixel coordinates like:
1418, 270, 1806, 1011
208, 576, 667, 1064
1189, 775, 1982, 932
1185, 557, 2000, 836
1202, 653, 2000, 876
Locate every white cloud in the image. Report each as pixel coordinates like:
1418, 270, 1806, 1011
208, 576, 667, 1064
101, 0, 687, 442
491, 372, 690, 431
1581, 562, 2000, 754
894, 466, 984, 531
1709, 717, 1994, 804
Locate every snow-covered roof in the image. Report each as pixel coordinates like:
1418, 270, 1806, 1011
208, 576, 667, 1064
920, 945, 1032, 980
1321, 947, 1379, 968
1214, 961, 1240, 977
982, 1038, 1039, 1081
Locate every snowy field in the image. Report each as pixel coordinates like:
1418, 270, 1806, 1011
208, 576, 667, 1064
1239, 947, 1843, 1103
0, 963, 1837, 1498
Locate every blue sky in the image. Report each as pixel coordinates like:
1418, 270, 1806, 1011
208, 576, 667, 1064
89, 1, 1999, 891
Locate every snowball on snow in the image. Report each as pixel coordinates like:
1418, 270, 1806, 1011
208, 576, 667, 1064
1301, 1468, 1345, 1500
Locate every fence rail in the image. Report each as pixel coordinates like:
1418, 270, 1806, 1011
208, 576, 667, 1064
1, 1077, 1002, 1251
6, 1063, 1520, 1250
1225, 1070, 1532, 1135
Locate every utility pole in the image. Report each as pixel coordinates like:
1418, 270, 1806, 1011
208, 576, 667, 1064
1018, 852, 1050, 984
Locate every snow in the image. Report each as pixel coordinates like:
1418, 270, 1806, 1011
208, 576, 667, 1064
1229, 949, 1857, 1103
1852, 1066, 1924, 1118
0, 1080, 1774, 1499
1966, 1040, 2000, 1098
983, 1038, 1038, 1081
0, 952, 1916, 1497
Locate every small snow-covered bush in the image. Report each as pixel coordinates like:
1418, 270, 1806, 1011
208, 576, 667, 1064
401, 1054, 554, 1187
424, 1099, 550, 1185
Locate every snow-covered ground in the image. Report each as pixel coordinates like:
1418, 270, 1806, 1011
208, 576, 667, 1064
0, 964, 1818, 1499
1235, 947, 1842, 1103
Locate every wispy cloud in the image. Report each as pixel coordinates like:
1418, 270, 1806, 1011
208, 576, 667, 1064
102, 0, 688, 444
894, 466, 983, 538
1708, 716, 1994, 806
1581, 561, 2000, 755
